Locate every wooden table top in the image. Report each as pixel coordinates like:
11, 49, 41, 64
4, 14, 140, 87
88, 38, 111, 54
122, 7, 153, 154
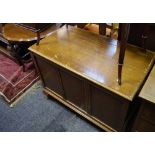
29, 26, 155, 101
2, 23, 62, 42
139, 65, 155, 103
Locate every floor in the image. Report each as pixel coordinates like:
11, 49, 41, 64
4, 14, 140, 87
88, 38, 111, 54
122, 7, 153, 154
0, 80, 101, 132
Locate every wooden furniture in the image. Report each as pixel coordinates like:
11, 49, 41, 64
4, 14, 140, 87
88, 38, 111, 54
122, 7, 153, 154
132, 65, 155, 131
2, 23, 60, 42
2, 23, 62, 71
128, 24, 155, 51
118, 23, 155, 51
16, 23, 53, 45
29, 26, 154, 131
0, 23, 15, 61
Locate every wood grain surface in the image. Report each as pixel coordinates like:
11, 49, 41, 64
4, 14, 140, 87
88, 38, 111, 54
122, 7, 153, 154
2, 23, 61, 42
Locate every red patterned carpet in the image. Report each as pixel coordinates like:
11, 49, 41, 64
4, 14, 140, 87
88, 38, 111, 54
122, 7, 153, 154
0, 52, 39, 105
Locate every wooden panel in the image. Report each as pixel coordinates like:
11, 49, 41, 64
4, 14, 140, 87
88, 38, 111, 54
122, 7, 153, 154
127, 23, 155, 51
29, 26, 155, 101
43, 87, 116, 131
147, 25, 155, 51
134, 119, 155, 132
35, 56, 64, 97
91, 86, 129, 131
140, 102, 155, 123
60, 70, 85, 110
132, 65, 155, 131
133, 101, 155, 131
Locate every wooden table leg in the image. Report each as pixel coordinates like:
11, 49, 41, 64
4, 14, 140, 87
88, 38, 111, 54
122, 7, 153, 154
118, 23, 130, 85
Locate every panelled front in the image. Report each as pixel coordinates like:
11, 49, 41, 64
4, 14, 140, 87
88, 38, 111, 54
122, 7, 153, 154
134, 119, 155, 132
60, 70, 85, 111
34, 55, 130, 131
133, 101, 155, 131
132, 64, 155, 132
90, 86, 129, 131
140, 102, 155, 123
35, 56, 64, 97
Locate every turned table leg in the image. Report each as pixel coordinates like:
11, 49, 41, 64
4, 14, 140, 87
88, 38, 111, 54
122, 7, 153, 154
118, 23, 130, 85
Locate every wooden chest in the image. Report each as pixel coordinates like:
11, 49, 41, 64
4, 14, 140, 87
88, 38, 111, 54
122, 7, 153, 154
132, 65, 155, 131
29, 26, 155, 131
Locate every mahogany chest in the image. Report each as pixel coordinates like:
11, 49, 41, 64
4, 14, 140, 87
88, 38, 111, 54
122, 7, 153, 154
29, 26, 154, 131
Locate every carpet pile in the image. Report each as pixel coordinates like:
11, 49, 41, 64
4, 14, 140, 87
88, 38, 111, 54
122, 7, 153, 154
0, 81, 101, 132
0, 52, 39, 105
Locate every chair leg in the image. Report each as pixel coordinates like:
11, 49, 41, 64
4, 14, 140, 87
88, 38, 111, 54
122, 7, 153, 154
99, 23, 106, 35
36, 31, 40, 46
118, 23, 130, 85
77, 23, 87, 29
